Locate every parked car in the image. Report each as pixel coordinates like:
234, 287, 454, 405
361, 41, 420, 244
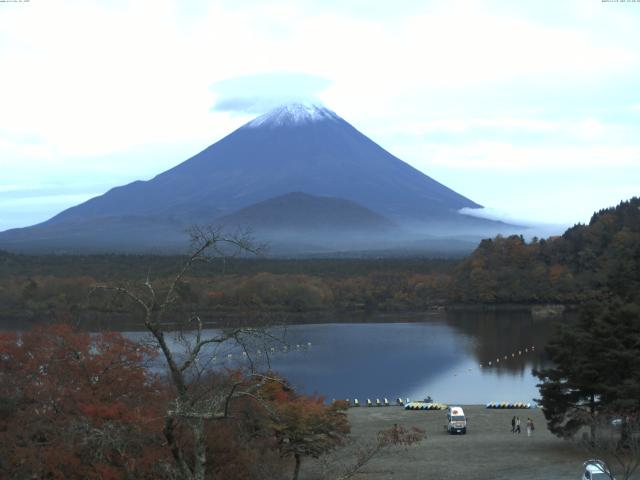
610, 417, 623, 428
582, 459, 614, 480
446, 406, 467, 434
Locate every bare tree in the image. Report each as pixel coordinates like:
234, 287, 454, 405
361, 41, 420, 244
92, 226, 281, 480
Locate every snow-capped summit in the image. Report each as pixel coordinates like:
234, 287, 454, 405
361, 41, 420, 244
0, 99, 502, 253
244, 102, 339, 128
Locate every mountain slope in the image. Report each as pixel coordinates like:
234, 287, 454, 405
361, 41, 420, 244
43, 103, 480, 224
0, 103, 508, 253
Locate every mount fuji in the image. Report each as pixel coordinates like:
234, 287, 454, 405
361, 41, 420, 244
0, 103, 512, 254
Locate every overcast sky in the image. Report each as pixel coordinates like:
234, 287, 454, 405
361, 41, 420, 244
1, 0, 639, 232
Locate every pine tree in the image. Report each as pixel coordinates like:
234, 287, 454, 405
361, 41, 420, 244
535, 299, 640, 439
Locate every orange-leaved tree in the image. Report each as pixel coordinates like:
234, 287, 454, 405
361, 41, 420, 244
260, 378, 350, 480
0, 324, 169, 479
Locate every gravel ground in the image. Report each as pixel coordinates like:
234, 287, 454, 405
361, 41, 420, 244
301, 405, 609, 480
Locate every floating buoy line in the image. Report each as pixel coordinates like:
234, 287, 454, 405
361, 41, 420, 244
482, 345, 536, 369
209, 341, 313, 362
206, 342, 537, 370
373, 345, 539, 380
337, 398, 446, 409
440, 344, 538, 378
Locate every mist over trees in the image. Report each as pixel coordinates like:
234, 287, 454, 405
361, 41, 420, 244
2, 198, 639, 326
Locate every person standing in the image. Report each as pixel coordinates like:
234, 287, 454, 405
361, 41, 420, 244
515, 417, 521, 434
526, 418, 534, 437
511, 416, 516, 433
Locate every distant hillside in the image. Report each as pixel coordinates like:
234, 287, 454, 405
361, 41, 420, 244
0, 216, 189, 254
451, 197, 640, 304
219, 192, 395, 232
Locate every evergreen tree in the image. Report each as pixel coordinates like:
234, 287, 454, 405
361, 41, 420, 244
535, 299, 640, 439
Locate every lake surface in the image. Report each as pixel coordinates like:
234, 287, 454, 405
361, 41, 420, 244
129, 309, 561, 405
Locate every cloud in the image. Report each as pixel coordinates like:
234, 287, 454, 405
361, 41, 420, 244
459, 206, 534, 225
459, 207, 570, 238
386, 116, 636, 147
210, 73, 332, 114
0, 193, 97, 208
0, 193, 99, 231
0, 185, 25, 194
396, 117, 562, 135
409, 142, 640, 170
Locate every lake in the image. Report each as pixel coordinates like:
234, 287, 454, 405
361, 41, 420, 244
129, 309, 562, 405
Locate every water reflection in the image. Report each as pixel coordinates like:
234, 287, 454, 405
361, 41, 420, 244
148, 310, 562, 405
266, 311, 561, 405
444, 309, 555, 376
3, 309, 566, 405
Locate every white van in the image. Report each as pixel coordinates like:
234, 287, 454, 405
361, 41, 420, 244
446, 406, 467, 434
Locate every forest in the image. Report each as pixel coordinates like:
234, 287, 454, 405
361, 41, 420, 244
530, 198, 640, 478
1, 197, 639, 323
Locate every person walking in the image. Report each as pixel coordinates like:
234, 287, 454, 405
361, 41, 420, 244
511, 416, 516, 433
526, 418, 534, 437
515, 417, 521, 434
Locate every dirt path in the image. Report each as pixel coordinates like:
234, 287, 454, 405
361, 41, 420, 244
302, 405, 601, 480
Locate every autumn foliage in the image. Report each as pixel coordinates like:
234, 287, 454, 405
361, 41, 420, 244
0, 325, 359, 479
0, 324, 168, 479
260, 377, 350, 480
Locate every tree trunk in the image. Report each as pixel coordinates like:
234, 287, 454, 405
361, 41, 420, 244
292, 453, 302, 480
192, 417, 207, 480
164, 415, 193, 479
590, 393, 597, 444
619, 416, 631, 449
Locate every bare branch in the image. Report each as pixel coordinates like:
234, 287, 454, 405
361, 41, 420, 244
89, 224, 272, 480
90, 284, 152, 321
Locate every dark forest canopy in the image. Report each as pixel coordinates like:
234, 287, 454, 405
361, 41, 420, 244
532, 198, 640, 446
452, 197, 640, 304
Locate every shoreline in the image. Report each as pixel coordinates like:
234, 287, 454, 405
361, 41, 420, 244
0, 302, 571, 331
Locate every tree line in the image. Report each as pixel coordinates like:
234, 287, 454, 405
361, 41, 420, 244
533, 198, 640, 479
2, 198, 639, 321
